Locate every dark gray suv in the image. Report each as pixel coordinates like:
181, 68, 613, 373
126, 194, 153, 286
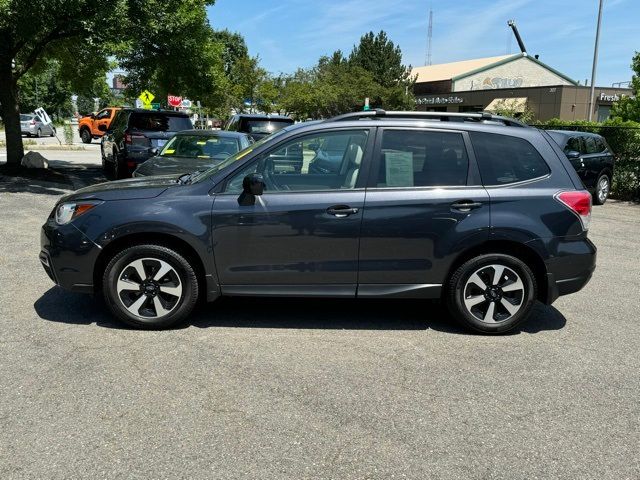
41, 110, 596, 334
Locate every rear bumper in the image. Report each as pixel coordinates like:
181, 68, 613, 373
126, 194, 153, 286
542, 237, 597, 304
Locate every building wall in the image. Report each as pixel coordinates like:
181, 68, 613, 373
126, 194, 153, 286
414, 86, 634, 122
453, 56, 574, 92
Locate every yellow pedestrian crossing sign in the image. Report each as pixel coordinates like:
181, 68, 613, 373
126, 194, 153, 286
138, 90, 155, 109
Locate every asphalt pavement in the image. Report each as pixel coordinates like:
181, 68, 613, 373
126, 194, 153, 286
0, 153, 638, 479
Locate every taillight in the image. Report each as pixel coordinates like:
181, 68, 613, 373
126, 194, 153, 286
30, 120, 36, 125
125, 133, 132, 144
555, 190, 592, 231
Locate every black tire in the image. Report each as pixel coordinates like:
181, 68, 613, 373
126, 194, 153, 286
593, 173, 610, 205
36, 128, 42, 138
446, 253, 537, 334
102, 244, 199, 329
80, 128, 92, 144
50, 127, 55, 137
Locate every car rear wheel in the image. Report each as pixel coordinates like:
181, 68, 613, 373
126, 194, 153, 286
50, 127, 55, 137
36, 128, 42, 138
593, 174, 610, 205
80, 128, 92, 144
113, 150, 125, 179
103, 244, 199, 329
446, 254, 537, 334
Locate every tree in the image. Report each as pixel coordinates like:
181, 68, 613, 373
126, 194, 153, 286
348, 30, 415, 108
0, 0, 216, 167
611, 51, 640, 122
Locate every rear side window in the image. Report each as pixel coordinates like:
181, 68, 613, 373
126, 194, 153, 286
594, 137, 606, 153
376, 130, 469, 187
129, 113, 192, 132
470, 132, 550, 185
566, 136, 583, 154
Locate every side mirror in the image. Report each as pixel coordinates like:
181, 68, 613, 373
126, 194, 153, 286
148, 147, 159, 156
98, 124, 107, 132
238, 173, 265, 206
566, 150, 581, 159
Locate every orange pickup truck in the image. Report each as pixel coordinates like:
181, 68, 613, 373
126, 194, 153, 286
78, 107, 120, 144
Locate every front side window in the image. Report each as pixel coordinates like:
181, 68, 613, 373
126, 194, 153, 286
224, 130, 369, 193
376, 130, 469, 187
565, 136, 583, 154
584, 136, 599, 154
470, 132, 550, 185
96, 109, 110, 120
160, 135, 240, 160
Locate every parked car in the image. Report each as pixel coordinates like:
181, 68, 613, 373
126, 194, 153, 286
133, 130, 252, 177
547, 130, 615, 205
78, 107, 120, 144
224, 113, 293, 140
20, 113, 55, 137
101, 109, 193, 179
41, 110, 596, 334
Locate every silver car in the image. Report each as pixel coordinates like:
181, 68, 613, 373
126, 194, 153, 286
20, 113, 56, 137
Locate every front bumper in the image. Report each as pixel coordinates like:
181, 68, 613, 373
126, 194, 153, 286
40, 219, 102, 294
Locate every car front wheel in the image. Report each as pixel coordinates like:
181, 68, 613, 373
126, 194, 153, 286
446, 254, 537, 334
102, 244, 199, 329
593, 174, 610, 205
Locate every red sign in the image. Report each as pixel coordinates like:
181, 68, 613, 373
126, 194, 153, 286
167, 95, 182, 108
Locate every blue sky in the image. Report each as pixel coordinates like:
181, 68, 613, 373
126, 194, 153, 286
208, 0, 639, 87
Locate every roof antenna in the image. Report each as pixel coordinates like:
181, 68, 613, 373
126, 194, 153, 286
507, 19, 527, 55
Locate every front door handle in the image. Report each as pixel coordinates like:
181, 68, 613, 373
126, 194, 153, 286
327, 205, 359, 218
451, 200, 483, 212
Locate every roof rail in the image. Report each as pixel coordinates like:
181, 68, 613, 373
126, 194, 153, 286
326, 109, 527, 127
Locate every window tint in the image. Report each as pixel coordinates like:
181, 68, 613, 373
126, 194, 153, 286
594, 137, 606, 153
470, 132, 550, 185
376, 130, 468, 187
224, 130, 368, 193
565, 136, 582, 154
584, 136, 599, 154
129, 113, 192, 132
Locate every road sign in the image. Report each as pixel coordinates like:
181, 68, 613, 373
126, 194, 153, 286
34, 107, 52, 125
150, 103, 161, 110
138, 89, 155, 108
168, 95, 182, 108
181, 98, 192, 108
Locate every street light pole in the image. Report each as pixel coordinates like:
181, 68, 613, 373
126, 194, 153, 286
588, 0, 604, 121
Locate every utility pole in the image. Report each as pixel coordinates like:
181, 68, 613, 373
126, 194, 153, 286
588, 0, 604, 121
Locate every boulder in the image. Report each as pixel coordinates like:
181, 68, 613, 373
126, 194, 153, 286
21, 151, 49, 169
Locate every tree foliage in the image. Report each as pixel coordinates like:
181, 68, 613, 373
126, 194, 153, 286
611, 51, 640, 122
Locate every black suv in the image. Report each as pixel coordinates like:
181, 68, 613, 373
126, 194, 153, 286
224, 113, 294, 141
101, 109, 193, 179
41, 110, 596, 334
547, 130, 615, 205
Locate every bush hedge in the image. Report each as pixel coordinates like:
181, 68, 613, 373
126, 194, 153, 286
534, 118, 640, 201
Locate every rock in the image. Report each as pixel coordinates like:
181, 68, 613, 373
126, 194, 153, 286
21, 151, 49, 169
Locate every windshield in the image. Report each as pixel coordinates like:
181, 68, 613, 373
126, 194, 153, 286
160, 135, 240, 160
190, 128, 289, 183
129, 113, 192, 132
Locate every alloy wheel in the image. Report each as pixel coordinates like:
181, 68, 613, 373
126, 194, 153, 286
116, 258, 183, 319
597, 176, 609, 203
463, 264, 525, 324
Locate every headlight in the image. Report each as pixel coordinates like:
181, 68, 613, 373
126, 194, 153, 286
54, 202, 100, 225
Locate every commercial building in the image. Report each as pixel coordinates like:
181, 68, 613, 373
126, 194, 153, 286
412, 53, 633, 122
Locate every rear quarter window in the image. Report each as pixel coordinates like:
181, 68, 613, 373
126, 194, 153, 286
470, 132, 550, 185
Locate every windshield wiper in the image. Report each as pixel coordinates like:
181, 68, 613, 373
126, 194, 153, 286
177, 170, 204, 185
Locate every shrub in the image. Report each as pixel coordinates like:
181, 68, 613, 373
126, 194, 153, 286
62, 122, 74, 145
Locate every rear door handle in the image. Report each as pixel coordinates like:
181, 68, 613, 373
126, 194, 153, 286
327, 205, 359, 217
451, 200, 483, 212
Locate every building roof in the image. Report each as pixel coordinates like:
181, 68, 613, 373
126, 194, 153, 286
412, 55, 517, 83
411, 53, 578, 86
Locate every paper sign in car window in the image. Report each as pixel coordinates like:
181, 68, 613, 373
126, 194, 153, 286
164, 149, 175, 154
196, 141, 207, 145
385, 150, 414, 187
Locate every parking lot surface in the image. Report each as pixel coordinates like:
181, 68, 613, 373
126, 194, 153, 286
0, 157, 639, 479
